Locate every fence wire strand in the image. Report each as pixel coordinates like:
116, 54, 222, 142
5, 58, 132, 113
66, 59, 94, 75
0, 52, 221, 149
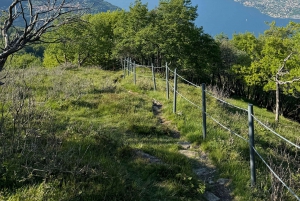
169, 83, 175, 91
206, 113, 249, 142
154, 66, 166, 69
252, 115, 300, 150
205, 90, 248, 113
168, 68, 175, 74
136, 65, 151, 68
176, 73, 201, 88
174, 90, 202, 110
252, 147, 300, 201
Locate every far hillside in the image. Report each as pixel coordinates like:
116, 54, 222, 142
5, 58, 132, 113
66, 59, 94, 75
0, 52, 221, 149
0, 0, 120, 12
235, 0, 300, 19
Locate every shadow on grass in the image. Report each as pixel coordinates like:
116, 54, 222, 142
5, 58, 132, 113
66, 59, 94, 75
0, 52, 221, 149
1, 123, 207, 200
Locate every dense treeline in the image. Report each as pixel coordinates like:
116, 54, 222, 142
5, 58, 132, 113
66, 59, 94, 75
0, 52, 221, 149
40, 0, 220, 85
3, 0, 300, 122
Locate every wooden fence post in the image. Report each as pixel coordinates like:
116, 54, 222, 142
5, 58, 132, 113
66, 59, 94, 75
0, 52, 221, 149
248, 104, 256, 187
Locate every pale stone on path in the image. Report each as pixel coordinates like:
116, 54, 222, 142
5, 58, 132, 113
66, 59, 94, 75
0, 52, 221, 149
177, 141, 191, 150
217, 178, 231, 185
178, 150, 198, 158
194, 167, 211, 176
204, 192, 220, 201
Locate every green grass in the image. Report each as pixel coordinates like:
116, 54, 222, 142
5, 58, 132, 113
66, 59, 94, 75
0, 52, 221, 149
121, 67, 300, 200
0, 66, 205, 200
0, 66, 299, 200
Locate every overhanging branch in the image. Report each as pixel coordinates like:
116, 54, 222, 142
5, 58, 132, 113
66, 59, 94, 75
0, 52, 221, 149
278, 78, 300, 85
0, 0, 87, 68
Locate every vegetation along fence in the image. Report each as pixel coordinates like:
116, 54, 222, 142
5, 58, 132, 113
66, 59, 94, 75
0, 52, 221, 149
122, 58, 300, 200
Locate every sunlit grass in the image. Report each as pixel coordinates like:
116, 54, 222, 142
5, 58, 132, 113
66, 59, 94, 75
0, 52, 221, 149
0, 65, 299, 200
0, 66, 205, 200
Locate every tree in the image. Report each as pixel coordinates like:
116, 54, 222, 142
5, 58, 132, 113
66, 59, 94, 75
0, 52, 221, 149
113, 0, 220, 78
0, 0, 84, 72
233, 22, 300, 122
43, 20, 91, 67
43, 11, 118, 68
214, 33, 250, 94
274, 53, 300, 122
85, 12, 119, 69
113, 0, 149, 61
154, 0, 199, 68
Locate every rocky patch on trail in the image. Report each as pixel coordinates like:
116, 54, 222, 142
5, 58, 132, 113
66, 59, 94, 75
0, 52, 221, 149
178, 142, 232, 201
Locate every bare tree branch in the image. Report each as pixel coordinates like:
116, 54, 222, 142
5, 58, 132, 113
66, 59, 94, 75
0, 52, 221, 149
278, 78, 300, 85
0, 0, 86, 72
274, 52, 300, 122
277, 52, 293, 77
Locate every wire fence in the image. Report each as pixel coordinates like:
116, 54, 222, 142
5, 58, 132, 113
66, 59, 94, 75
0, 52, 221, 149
123, 58, 300, 200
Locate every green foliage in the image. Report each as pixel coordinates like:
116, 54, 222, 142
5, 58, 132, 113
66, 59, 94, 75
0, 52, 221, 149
42, 0, 219, 79
43, 11, 120, 69
231, 22, 300, 92
213, 23, 300, 122
112, 0, 220, 81
43, 20, 93, 67
4, 53, 42, 68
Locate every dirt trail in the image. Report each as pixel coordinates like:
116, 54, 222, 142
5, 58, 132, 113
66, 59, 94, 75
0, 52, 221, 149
151, 99, 233, 201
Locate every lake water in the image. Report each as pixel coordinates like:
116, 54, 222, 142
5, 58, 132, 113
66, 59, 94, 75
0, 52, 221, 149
106, 0, 300, 37
196, 0, 300, 37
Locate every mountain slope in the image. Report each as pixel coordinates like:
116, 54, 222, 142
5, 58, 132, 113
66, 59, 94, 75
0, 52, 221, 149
0, 0, 120, 13
234, 0, 300, 19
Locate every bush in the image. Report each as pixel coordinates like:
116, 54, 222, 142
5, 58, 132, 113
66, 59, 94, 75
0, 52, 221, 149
5, 53, 42, 69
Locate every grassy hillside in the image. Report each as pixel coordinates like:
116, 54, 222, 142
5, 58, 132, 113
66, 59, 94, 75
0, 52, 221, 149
0, 66, 299, 200
0, 66, 205, 200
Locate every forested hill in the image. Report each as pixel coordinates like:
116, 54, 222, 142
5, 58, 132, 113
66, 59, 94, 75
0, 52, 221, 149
0, 0, 120, 13
235, 0, 300, 19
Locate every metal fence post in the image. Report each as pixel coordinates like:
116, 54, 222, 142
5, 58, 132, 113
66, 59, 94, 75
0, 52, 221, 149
248, 104, 256, 187
202, 83, 207, 139
173, 68, 177, 113
134, 61, 136, 85
129, 58, 132, 75
152, 63, 156, 91
123, 59, 126, 78
127, 59, 130, 76
166, 63, 169, 100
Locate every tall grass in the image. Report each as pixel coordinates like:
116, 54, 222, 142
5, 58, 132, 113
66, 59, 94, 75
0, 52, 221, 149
1, 65, 299, 200
119, 65, 300, 200
0, 66, 205, 200
134, 67, 300, 201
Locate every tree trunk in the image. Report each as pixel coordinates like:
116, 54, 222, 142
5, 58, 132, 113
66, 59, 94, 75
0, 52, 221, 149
275, 77, 280, 123
0, 57, 7, 72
